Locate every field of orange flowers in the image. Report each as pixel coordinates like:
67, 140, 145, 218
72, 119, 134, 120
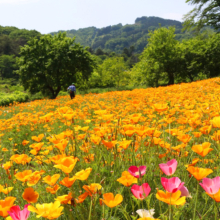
1, 78, 220, 220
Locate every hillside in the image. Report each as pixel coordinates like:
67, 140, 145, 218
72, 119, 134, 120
50, 16, 192, 53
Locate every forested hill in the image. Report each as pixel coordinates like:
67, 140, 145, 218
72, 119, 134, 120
50, 16, 191, 53
0, 26, 41, 55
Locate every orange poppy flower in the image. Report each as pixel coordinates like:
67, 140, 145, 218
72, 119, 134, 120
117, 171, 137, 187
75, 192, 90, 203
22, 187, 39, 203
199, 125, 212, 135
1, 187, 13, 195
46, 184, 60, 194
43, 174, 60, 186
54, 157, 77, 174
192, 132, 202, 138
177, 134, 192, 144
185, 158, 200, 168
210, 116, 220, 128
28, 201, 63, 219
29, 142, 44, 152
0, 197, 16, 217
206, 188, 220, 202
101, 193, 123, 208
156, 190, 185, 206
54, 139, 68, 152
74, 168, 92, 181
31, 134, 44, 142
27, 174, 41, 186
83, 183, 102, 196
192, 142, 213, 157
187, 166, 213, 181
10, 154, 31, 165
22, 140, 29, 146
2, 161, 13, 170
153, 104, 168, 112
211, 130, 220, 141
59, 177, 76, 188
102, 140, 116, 149
55, 192, 72, 204
15, 170, 32, 182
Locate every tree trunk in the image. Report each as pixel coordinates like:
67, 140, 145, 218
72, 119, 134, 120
188, 73, 193, 82
47, 85, 56, 99
168, 72, 174, 85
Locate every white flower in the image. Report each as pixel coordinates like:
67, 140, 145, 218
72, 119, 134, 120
136, 209, 155, 218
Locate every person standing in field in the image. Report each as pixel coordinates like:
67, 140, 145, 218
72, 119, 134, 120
67, 83, 76, 99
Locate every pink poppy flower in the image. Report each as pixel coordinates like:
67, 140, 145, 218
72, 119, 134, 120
200, 177, 220, 195
8, 204, 30, 220
131, 183, 151, 200
159, 159, 177, 176
179, 185, 192, 198
128, 166, 146, 178
161, 177, 184, 193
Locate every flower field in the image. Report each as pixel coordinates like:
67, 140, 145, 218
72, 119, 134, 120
1, 78, 220, 220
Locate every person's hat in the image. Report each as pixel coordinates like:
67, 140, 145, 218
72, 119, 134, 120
72, 82, 75, 85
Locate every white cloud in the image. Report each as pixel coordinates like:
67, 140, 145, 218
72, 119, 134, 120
163, 13, 184, 22
0, 0, 39, 5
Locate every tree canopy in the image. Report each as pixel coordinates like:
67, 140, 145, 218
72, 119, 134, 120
131, 27, 181, 87
131, 27, 220, 87
183, 0, 220, 31
16, 33, 96, 98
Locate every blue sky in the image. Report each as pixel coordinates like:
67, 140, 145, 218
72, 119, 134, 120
0, 0, 194, 34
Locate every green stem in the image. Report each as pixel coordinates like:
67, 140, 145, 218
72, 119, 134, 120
110, 208, 113, 217
201, 203, 214, 219
214, 199, 217, 220
88, 198, 93, 220
169, 193, 172, 220
193, 183, 199, 220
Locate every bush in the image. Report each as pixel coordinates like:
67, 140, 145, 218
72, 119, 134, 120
0, 91, 30, 106
29, 92, 44, 101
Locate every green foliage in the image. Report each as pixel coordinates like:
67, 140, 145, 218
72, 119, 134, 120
16, 33, 96, 99
0, 25, 41, 83
91, 57, 129, 88
0, 91, 29, 106
0, 25, 41, 56
131, 27, 220, 87
0, 54, 18, 79
131, 27, 181, 87
183, 0, 220, 31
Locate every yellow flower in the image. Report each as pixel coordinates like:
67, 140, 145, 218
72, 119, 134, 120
74, 168, 92, 180
54, 157, 77, 174
156, 190, 185, 206
28, 201, 63, 219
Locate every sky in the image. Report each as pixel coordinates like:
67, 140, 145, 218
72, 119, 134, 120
0, 0, 194, 34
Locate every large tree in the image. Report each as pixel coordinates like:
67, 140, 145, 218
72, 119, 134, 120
99, 57, 128, 88
183, 0, 220, 31
16, 33, 96, 98
131, 27, 181, 87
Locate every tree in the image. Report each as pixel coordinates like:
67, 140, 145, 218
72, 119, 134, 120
0, 55, 17, 79
100, 57, 128, 88
131, 27, 181, 87
178, 32, 220, 82
183, 0, 220, 31
16, 33, 96, 99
